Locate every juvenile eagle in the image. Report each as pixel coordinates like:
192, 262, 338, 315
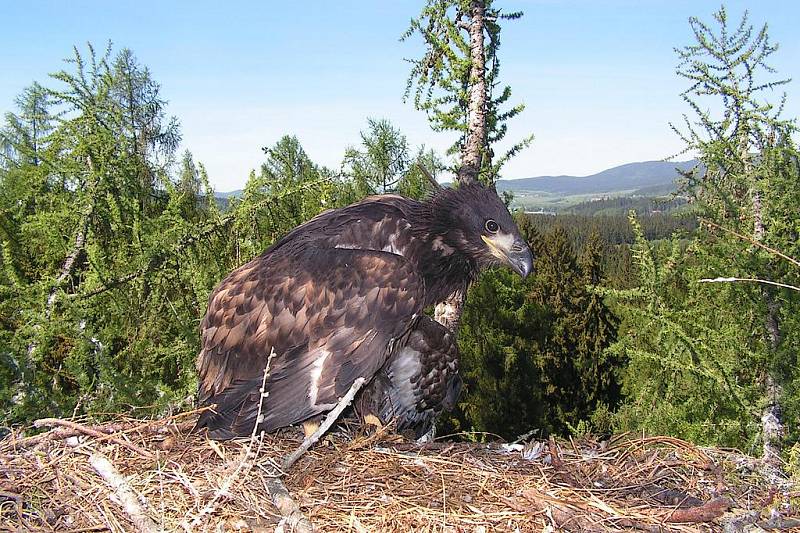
196, 183, 533, 439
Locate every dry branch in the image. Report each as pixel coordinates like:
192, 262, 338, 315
698, 276, 800, 292
416, 163, 442, 191
700, 217, 800, 268
186, 348, 276, 529
34, 418, 154, 458
265, 478, 314, 533
64, 437, 159, 533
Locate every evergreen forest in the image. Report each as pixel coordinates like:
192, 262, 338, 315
1, 2, 799, 470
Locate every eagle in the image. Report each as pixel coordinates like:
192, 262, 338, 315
196, 183, 533, 440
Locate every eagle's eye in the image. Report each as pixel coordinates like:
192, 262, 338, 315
485, 219, 499, 234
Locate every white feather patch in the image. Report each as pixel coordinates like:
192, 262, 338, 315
308, 349, 331, 406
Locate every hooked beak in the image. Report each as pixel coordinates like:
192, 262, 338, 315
506, 238, 533, 278
481, 235, 534, 278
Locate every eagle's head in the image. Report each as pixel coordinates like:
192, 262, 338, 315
430, 183, 533, 278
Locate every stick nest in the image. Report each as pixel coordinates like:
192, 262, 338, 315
1, 413, 797, 532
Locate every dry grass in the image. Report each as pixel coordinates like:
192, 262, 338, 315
1, 413, 797, 532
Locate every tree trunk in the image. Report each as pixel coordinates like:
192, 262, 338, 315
744, 143, 785, 466
435, 1, 488, 333
761, 289, 783, 467
27, 155, 97, 366
436, 2, 489, 332
458, 0, 487, 185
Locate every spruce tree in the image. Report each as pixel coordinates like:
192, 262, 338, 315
576, 230, 621, 423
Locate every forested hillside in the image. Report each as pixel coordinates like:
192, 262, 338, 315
1, 3, 799, 473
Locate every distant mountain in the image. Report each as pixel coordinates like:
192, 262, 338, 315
216, 190, 243, 198
495, 160, 698, 196
215, 160, 700, 201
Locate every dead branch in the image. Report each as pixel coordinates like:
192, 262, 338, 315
186, 348, 277, 530
265, 477, 315, 533
698, 277, 800, 292
34, 418, 154, 458
416, 163, 442, 191
700, 218, 800, 268
65, 437, 159, 533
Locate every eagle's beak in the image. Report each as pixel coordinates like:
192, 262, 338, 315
506, 238, 533, 279
481, 235, 534, 278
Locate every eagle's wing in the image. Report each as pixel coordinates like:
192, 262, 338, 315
196, 246, 424, 439
356, 315, 461, 438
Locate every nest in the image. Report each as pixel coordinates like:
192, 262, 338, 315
1, 411, 797, 532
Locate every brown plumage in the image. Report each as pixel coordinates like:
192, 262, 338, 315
355, 315, 462, 439
196, 184, 533, 439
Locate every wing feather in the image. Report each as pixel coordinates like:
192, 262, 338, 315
196, 245, 424, 438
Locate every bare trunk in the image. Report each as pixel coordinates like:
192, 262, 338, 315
744, 143, 784, 466
45, 155, 97, 316
45, 220, 89, 317
752, 188, 765, 242
761, 289, 783, 468
761, 375, 783, 466
459, 0, 487, 185
435, 2, 488, 334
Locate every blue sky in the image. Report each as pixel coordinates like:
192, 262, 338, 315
2, 1, 798, 191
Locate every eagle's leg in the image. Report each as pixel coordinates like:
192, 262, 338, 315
363, 413, 384, 430
301, 415, 323, 438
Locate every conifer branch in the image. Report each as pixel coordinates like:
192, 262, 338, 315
700, 218, 800, 268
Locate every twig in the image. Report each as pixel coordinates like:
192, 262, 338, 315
698, 277, 800, 292
13, 410, 205, 451
282, 377, 367, 471
700, 218, 800, 268
185, 348, 277, 530
34, 418, 154, 458
264, 376, 368, 533
416, 163, 442, 191
65, 437, 159, 533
